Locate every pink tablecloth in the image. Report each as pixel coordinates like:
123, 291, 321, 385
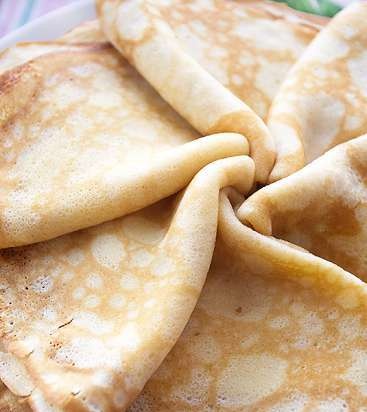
0, 0, 79, 37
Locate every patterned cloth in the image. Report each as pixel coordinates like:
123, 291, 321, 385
275, 0, 342, 15
0, 0, 355, 39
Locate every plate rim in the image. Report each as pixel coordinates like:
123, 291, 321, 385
0, 0, 95, 51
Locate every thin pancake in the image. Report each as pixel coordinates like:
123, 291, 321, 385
268, 2, 367, 181
129, 188, 367, 410
159, 0, 326, 120
0, 156, 254, 410
239, 134, 367, 282
64, 4, 325, 121
97, 0, 279, 182
2, 3, 367, 411
0, 43, 249, 247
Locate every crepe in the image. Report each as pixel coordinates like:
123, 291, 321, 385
100, 0, 326, 121
0, 40, 252, 248
2, 1, 367, 411
130, 171, 367, 411
97, 0, 274, 182
61, 20, 106, 43
72, 3, 325, 121
0, 24, 249, 410
239, 133, 367, 282
96, 0, 330, 182
161, 0, 326, 121
0, 155, 254, 410
0, 0, 329, 247
267, 1, 367, 181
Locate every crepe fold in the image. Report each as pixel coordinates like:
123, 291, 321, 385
239, 134, 367, 282
1, 1, 367, 411
268, 1, 367, 181
130, 187, 367, 411
0, 155, 254, 410
0, 41, 250, 248
96, 0, 328, 183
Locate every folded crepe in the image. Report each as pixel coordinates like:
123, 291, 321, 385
96, 1, 268, 181
239, 133, 367, 282
0, 21, 253, 410
0, 155, 254, 410
96, 0, 329, 182
0, 0, 326, 247
99, 0, 326, 120
129, 185, 367, 412
2, 1, 367, 411
267, 1, 367, 181
0, 38, 251, 248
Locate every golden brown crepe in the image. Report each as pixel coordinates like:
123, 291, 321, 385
0, 21, 249, 410
239, 134, 367, 282
96, 0, 329, 182
69, 4, 325, 121
97, 0, 277, 182
0, 156, 254, 410
157, 0, 326, 120
0, 42, 250, 248
267, 1, 367, 181
130, 185, 367, 411
2, 1, 367, 411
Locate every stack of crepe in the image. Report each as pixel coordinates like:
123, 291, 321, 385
0, 0, 367, 410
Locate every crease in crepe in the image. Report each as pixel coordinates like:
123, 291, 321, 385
0, 41, 250, 248
67, 3, 326, 122
267, 1, 367, 181
0, 0, 327, 250
239, 133, 367, 282
129, 188, 367, 411
154, 0, 326, 121
0, 156, 254, 411
97, 0, 279, 183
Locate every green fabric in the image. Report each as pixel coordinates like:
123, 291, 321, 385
274, 0, 342, 16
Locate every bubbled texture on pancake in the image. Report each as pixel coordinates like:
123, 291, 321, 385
3, 2, 367, 411
239, 134, 367, 282
268, 2, 367, 181
0, 43, 252, 247
158, 0, 325, 120
130, 190, 367, 411
97, 0, 283, 182
0, 157, 254, 411
0, 44, 192, 245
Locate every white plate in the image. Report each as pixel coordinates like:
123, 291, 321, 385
0, 0, 95, 51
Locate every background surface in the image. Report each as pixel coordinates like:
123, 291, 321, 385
0, 0, 79, 37
0, 0, 354, 38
